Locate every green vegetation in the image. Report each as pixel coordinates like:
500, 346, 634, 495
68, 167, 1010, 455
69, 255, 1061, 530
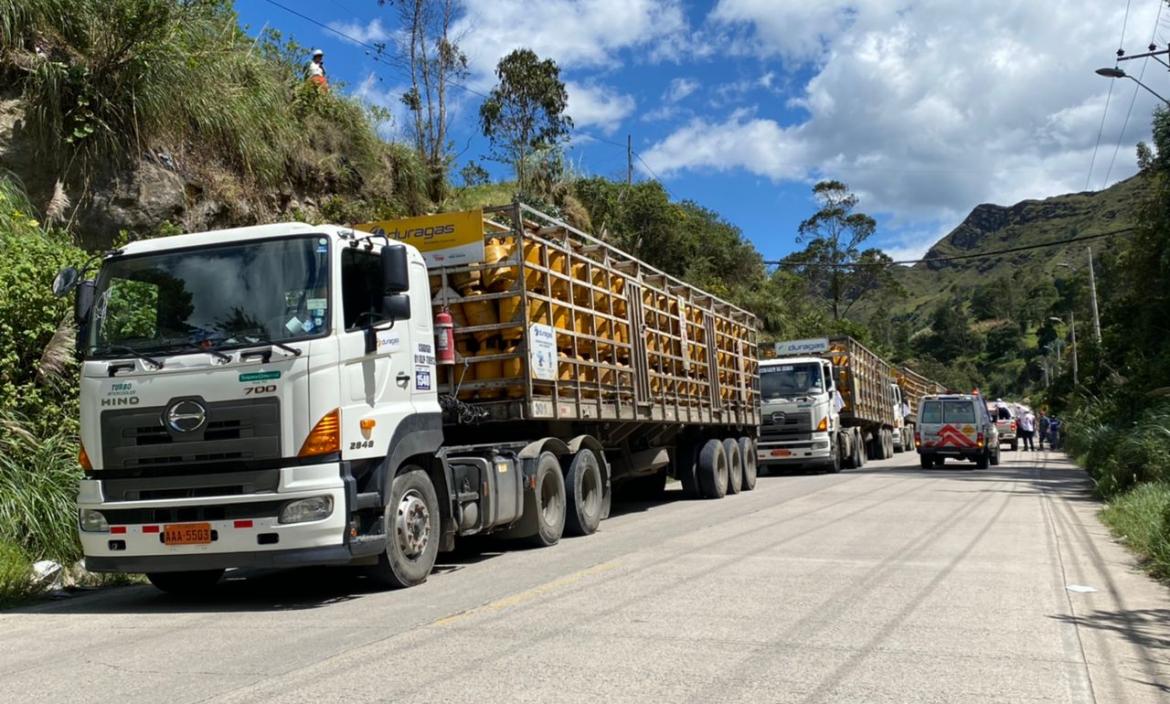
1053, 108, 1170, 583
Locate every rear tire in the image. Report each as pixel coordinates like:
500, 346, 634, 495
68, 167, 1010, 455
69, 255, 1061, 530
526, 452, 567, 547
676, 442, 701, 499
990, 447, 1000, 466
368, 467, 440, 589
723, 439, 743, 495
919, 453, 932, 469
853, 431, 866, 468
738, 437, 758, 490
697, 439, 728, 499
976, 451, 989, 470
933, 456, 946, 468
146, 569, 224, 595
564, 449, 604, 536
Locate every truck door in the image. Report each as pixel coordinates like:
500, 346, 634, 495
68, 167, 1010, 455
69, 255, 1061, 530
337, 247, 414, 459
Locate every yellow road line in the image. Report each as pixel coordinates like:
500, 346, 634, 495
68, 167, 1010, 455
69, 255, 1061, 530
432, 560, 620, 627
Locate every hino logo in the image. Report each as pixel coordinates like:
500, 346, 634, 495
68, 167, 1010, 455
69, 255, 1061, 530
770, 411, 786, 424
165, 400, 207, 433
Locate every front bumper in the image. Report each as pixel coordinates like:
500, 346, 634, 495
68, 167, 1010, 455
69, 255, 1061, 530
78, 462, 363, 573
758, 433, 833, 466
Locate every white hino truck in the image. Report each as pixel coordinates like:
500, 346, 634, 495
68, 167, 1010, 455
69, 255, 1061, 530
54, 204, 759, 593
756, 337, 898, 473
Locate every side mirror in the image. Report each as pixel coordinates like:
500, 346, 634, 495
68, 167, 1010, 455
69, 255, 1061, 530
381, 245, 410, 293
381, 293, 411, 321
75, 281, 95, 326
52, 267, 79, 297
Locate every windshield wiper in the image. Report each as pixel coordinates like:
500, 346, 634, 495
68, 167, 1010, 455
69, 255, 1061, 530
92, 344, 164, 370
160, 341, 232, 363
233, 330, 303, 357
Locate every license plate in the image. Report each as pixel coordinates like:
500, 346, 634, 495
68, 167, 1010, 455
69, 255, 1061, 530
163, 522, 212, 545
770, 449, 792, 458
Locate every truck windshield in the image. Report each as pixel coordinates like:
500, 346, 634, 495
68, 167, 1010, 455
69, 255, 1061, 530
87, 236, 330, 357
760, 362, 823, 399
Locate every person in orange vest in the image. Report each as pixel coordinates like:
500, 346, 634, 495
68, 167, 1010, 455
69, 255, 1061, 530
307, 49, 328, 90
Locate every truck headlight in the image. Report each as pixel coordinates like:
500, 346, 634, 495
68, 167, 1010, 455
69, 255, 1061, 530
79, 509, 109, 532
279, 496, 334, 524
813, 441, 829, 450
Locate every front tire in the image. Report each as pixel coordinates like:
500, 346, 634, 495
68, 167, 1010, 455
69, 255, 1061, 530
368, 467, 441, 589
697, 439, 728, 499
564, 449, 604, 536
146, 569, 224, 595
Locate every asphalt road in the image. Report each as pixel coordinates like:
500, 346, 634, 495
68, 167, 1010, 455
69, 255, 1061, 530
2, 450, 1168, 704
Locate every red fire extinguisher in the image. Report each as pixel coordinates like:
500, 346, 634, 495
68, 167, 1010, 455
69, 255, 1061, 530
435, 307, 455, 365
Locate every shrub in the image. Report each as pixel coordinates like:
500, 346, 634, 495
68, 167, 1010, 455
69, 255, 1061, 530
1101, 482, 1170, 581
0, 541, 34, 607
0, 411, 82, 564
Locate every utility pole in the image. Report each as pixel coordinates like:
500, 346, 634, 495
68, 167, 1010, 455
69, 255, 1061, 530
1070, 310, 1078, 385
1087, 246, 1102, 344
626, 134, 633, 187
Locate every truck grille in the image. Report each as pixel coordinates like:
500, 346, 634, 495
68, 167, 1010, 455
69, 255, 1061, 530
761, 410, 812, 436
101, 398, 281, 470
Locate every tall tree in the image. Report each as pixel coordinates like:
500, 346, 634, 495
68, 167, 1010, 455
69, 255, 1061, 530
781, 180, 897, 320
479, 49, 572, 188
381, 0, 467, 203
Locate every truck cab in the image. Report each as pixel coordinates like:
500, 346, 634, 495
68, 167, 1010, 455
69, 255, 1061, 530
757, 354, 840, 472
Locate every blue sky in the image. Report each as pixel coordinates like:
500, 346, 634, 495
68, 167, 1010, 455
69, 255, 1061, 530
239, 0, 1164, 263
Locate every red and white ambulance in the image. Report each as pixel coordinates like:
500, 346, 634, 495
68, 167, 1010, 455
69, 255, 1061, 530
914, 394, 1000, 469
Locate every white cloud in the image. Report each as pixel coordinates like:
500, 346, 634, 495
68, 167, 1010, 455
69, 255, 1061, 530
643, 0, 1161, 225
455, 0, 690, 86
326, 18, 392, 46
353, 73, 408, 140
566, 82, 636, 134
666, 77, 699, 103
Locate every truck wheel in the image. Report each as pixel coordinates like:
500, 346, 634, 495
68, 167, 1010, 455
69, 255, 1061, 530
676, 442, 702, 499
738, 437, 758, 490
146, 569, 224, 595
919, 453, 932, 469
368, 467, 440, 589
526, 452, 567, 547
697, 439, 728, 499
990, 446, 1001, 466
933, 456, 946, 468
885, 430, 895, 458
853, 431, 866, 468
893, 429, 905, 454
564, 449, 603, 536
723, 439, 743, 495
976, 451, 989, 470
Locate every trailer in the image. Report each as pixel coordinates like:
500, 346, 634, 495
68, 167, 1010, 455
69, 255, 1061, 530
59, 202, 759, 594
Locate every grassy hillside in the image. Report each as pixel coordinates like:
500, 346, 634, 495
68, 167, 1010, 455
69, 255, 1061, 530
888, 174, 1148, 322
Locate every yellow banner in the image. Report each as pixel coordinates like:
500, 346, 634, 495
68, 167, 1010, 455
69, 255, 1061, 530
357, 209, 485, 268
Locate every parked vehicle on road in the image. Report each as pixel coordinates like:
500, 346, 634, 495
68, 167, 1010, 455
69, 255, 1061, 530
758, 336, 897, 474
53, 203, 760, 594
916, 394, 1000, 469
987, 400, 1019, 451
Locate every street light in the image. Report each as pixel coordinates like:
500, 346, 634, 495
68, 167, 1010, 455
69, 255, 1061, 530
1095, 66, 1170, 105
1048, 315, 1078, 385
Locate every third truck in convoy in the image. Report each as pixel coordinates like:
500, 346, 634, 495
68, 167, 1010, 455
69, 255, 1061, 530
54, 203, 759, 594
757, 337, 945, 473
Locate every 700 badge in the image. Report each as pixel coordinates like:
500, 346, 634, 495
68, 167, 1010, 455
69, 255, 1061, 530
240, 370, 281, 395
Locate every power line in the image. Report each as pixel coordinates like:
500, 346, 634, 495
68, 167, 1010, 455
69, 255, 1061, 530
1086, 0, 1135, 189
764, 227, 1137, 268
1103, 0, 1164, 187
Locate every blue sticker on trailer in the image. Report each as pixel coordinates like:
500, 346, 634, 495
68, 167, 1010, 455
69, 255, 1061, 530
415, 366, 432, 391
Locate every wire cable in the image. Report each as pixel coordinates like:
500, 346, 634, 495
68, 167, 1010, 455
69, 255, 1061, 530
1086, 0, 1134, 189
764, 227, 1137, 268
1103, 0, 1164, 187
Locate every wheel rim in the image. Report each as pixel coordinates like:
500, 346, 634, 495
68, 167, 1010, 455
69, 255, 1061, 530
541, 473, 563, 524
395, 489, 431, 559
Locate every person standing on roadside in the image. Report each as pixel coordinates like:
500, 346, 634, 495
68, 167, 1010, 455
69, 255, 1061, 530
1038, 411, 1050, 450
1048, 415, 1062, 450
1019, 408, 1036, 451
307, 49, 328, 90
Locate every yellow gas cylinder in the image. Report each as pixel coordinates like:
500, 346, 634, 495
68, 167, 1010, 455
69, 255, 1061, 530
501, 344, 525, 398
571, 259, 591, 305
462, 291, 498, 343
475, 340, 502, 400
579, 358, 597, 398
483, 237, 518, 292
449, 266, 481, 294
558, 355, 575, 381
591, 268, 609, 308
549, 250, 569, 299
523, 240, 546, 289
497, 294, 523, 341
445, 300, 469, 329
